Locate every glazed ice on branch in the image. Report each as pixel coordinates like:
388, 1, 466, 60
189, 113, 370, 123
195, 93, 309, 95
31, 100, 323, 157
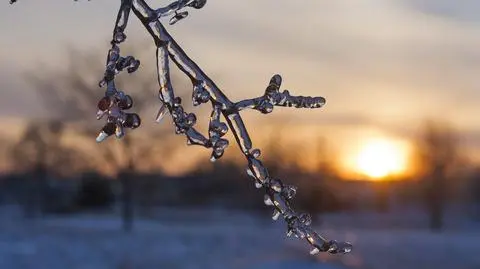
9, 0, 352, 255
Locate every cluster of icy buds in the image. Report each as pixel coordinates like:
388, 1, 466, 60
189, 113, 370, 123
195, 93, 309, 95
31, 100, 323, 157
247, 156, 352, 254
9, 0, 353, 255
95, 89, 141, 142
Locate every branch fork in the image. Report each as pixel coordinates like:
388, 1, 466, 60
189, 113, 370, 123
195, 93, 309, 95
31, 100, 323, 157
10, 0, 352, 255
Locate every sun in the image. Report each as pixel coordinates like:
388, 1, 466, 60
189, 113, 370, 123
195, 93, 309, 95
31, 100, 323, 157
355, 139, 407, 179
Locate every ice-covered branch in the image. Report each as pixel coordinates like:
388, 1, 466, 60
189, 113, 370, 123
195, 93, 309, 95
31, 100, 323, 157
134, 0, 352, 254
155, 44, 229, 161
10, 0, 352, 255
234, 75, 326, 114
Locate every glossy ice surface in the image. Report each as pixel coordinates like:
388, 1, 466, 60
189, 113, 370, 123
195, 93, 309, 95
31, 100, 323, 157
9, 0, 351, 255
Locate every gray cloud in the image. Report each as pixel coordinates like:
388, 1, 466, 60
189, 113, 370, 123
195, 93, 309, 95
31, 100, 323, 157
405, 0, 480, 23
1, 0, 480, 155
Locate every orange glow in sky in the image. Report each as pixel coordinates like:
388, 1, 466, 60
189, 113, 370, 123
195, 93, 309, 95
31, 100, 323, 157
343, 137, 410, 180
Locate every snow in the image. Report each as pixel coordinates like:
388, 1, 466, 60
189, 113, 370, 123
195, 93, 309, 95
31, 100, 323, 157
0, 206, 479, 269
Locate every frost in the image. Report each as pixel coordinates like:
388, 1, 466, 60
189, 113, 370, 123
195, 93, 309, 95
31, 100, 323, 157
9, 0, 352, 255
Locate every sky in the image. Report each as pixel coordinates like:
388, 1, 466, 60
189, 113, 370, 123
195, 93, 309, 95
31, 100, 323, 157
1, 0, 480, 173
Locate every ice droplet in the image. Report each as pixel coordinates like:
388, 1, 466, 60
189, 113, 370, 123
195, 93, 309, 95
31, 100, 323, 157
96, 131, 109, 143
118, 94, 133, 110
113, 31, 126, 43
98, 96, 112, 111
155, 102, 169, 123
169, 11, 188, 25
247, 158, 269, 183
115, 124, 124, 138
269, 179, 283, 193
282, 185, 297, 200
189, 0, 207, 9
310, 248, 320, 255
246, 168, 255, 179
264, 194, 273, 206
96, 110, 106, 120
298, 213, 312, 226
124, 113, 141, 129
250, 149, 261, 158
286, 216, 306, 239
327, 240, 353, 254
272, 210, 281, 220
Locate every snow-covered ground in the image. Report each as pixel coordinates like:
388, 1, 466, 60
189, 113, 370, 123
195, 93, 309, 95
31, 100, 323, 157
0, 206, 479, 269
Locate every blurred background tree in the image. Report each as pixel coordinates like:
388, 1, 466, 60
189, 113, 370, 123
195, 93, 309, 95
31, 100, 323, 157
414, 120, 462, 231
18, 44, 191, 231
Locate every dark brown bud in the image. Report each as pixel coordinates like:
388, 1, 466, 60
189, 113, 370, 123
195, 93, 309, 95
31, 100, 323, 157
98, 97, 112, 111
123, 113, 141, 129
118, 95, 133, 110
102, 122, 116, 136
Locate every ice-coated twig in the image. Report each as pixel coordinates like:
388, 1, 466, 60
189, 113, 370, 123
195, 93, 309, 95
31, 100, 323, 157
129, 0, 352, 254
234, 75, 326, 114
9, 0, 352, 255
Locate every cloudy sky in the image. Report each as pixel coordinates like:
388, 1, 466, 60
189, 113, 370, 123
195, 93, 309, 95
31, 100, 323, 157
1, 0, 480, 171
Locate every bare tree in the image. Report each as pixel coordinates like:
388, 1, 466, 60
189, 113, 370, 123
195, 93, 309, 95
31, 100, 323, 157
415, 120, 460, 231
9, 120, 75, 217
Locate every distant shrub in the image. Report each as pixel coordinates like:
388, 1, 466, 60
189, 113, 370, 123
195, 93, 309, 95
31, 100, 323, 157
76, 172, 114, 209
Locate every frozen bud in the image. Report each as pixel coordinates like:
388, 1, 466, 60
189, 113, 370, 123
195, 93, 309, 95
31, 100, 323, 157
268, 179, 283, 193
210, 121, 228, 136
190, 0, 207, 9
113, 31, 126, 43
123, 113, 141, 129
282, 185, 297, 200
169, 11, 189, 25
96, 122, 116, 142
326, 240, 352, 254
173, 97, 182, 106
156, 102, 168, 123
192, 84, 210, 105
247, 158, 269, 183
118, 95, 133, 110
264, 194, 274, 206
175, 126, 183, 134
199, 90, 210, 103
272, 210, 281, 221
215, 138, 229, 150
210, 150, 224, 162
127, 60, 140, 73
286, 216, 306, 238
98, 79, 107, 88
266, 74, 282, 94
102, 122, 116, 136
96, 132, 109, 143
260, 102, 274, 114
97, 97, 112, 111
96, 110, 106, 120
250, 149, 261, 158
115, 124, 124, 138
186, 113, 197, 126
298, 213, 312, 226
246, 168, 255, 179
217, 122, 228, 136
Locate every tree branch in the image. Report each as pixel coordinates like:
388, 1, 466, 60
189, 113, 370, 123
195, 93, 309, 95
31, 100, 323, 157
130, 0, 351, 254
10, 0, 352, 255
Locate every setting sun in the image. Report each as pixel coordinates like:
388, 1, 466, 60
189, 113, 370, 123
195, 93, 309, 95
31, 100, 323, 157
354, 139, 408, 179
